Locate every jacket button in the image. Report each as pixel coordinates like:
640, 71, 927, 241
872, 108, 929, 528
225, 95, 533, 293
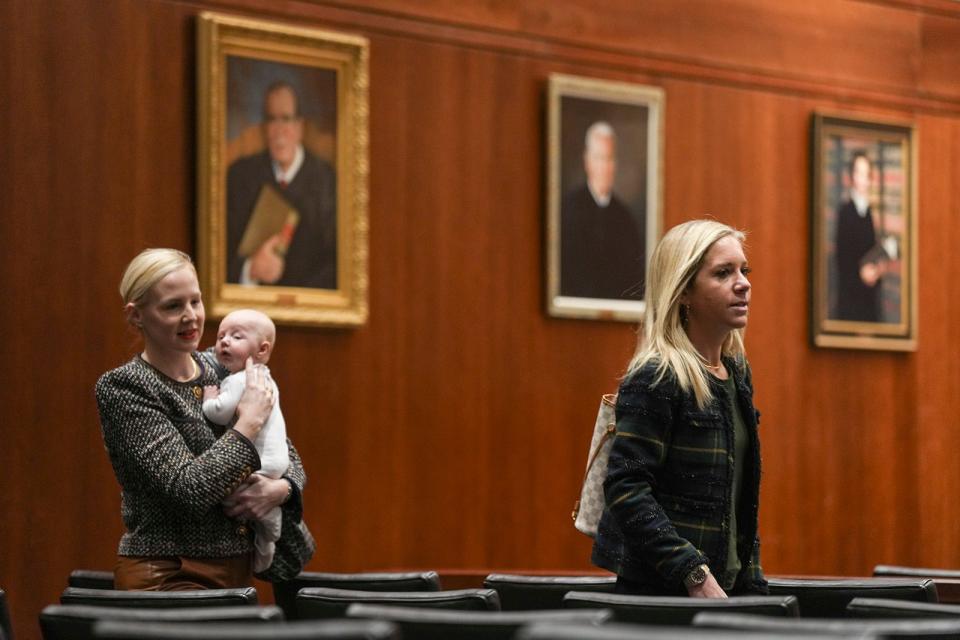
237, 525, 248, 536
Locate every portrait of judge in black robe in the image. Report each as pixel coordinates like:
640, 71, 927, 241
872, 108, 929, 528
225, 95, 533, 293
560, 121, 645, 300
226, 80, 337, 289
832, 151, 888, 322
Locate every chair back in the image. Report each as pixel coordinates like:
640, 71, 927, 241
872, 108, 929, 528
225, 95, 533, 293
846, 597, 960, 618
0, 588, 11, 640
874, 565, 960, 580
345, 603, 612, 640
68, 571, 115, 590
296, 587, 499, 619
482, 574, 616, 610
562, 591, 799, 624
694, 611, 960, 638
39, 604, 282, 640
518, 620, 873, 640
766, 577, 937, 616
273, 571, 440, 620
91, 619, 398, 639
60, 587, 258, 608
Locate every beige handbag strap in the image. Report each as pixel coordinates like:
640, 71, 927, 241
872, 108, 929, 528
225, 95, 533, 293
580, 406, 617, 486
572, 394, 617, 521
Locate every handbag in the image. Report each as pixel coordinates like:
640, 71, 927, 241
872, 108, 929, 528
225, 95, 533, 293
253, 506, 317, 583
572, 393, 617, 537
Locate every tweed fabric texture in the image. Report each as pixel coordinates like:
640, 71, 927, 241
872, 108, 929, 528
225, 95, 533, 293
97, 353, 306, 558
591, 356, 767, 595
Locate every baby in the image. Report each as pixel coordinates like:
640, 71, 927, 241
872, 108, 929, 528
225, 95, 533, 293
202, 309, 289, 573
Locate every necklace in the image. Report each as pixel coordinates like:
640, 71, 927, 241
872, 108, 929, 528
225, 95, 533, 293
141, 352, 199, 382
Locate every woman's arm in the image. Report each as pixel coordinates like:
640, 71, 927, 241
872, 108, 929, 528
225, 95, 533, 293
604, 375, 709, 591
232, 358, 274, 442
223, 437, 307, 522
96, 370, 260, 521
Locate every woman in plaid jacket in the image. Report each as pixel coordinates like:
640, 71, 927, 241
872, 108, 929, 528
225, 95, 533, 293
592, 219, 767, 597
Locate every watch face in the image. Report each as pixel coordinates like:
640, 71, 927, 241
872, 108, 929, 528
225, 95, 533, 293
686, 566, 707, 587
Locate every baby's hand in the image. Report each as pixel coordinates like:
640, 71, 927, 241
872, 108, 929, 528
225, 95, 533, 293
203, 385, 220, 402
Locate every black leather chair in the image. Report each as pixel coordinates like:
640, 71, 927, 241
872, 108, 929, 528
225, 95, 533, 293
846, 597, 960, 618
766, 577, 937, 616
562, 591, 799, 624
345, 603, 613, 640
0, 587, 12, 640
874, 565, 960, 580
274, 572, 440, 620
60, 587, 258, 608
92, 619, 399, 640
296, 587, 500, 619
40, 604, 283, 640
481, 574, 616, 610
517, 621, 868, 640
694, 611, 960, 638
68, 571, 115, 590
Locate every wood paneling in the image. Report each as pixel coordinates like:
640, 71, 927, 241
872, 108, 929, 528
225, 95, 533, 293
2, 1, 960, 638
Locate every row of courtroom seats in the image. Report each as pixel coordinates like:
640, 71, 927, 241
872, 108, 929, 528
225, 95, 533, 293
50, 585, 960, 623
59, 602, 960, 640
65, 569, 941, 617
59, 606, 864, 640
36, 586, 960, 640
63, 568, 940, 617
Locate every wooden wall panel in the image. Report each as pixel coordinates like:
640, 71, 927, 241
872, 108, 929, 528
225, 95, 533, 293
2, 1, 960, 638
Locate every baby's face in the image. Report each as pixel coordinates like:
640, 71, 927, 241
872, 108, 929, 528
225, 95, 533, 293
215, 315, 265, 373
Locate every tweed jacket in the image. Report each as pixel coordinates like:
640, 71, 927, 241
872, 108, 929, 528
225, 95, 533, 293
591, 355, 767, 594
96, 352, 306, 558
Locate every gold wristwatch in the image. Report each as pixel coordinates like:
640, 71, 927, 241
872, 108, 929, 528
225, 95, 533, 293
683, 564, 710, 589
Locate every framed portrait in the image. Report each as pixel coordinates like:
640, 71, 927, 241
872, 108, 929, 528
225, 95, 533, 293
811, 112, 917, 351
546, 73, 663, 322
197, 12, 369, 327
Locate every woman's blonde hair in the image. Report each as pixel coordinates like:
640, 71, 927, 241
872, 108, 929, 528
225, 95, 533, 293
626, 219, 747, 408
119, 248, 195, 306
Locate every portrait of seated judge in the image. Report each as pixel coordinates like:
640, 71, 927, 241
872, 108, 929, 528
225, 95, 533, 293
560, 120, 645, 300
226, 73, 337, 289
830, 149, 900, 323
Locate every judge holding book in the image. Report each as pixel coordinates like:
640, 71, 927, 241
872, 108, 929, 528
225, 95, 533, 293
833, 150, 888, 322
227, 81, 337, 289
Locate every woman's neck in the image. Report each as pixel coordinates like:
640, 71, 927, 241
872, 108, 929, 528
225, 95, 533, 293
141, 349, 197, 382
685, 327, 727, 369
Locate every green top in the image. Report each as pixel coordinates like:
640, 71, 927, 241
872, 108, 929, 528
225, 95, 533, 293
722, 374, 747, 590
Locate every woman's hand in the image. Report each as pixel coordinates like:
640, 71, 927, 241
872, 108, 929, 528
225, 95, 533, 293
687, 573, 728, 599
223, 474, 289, 520
233, 357, 274, 441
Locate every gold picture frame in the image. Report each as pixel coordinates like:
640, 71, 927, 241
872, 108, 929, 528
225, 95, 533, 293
197, 12, 369, 327
546, 73, 664, 322
811, 112, 917, 351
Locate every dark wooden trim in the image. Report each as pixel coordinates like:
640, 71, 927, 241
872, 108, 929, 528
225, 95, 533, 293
195, 0, 960, 114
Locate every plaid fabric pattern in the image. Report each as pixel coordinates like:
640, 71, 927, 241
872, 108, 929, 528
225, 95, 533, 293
96, 353, 306, 558
592, 356, 767, 594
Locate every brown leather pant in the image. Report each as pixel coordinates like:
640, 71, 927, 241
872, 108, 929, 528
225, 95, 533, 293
114, 554, 252, 591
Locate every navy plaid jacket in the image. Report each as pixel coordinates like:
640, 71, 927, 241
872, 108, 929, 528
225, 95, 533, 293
591, 355, 767, 595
